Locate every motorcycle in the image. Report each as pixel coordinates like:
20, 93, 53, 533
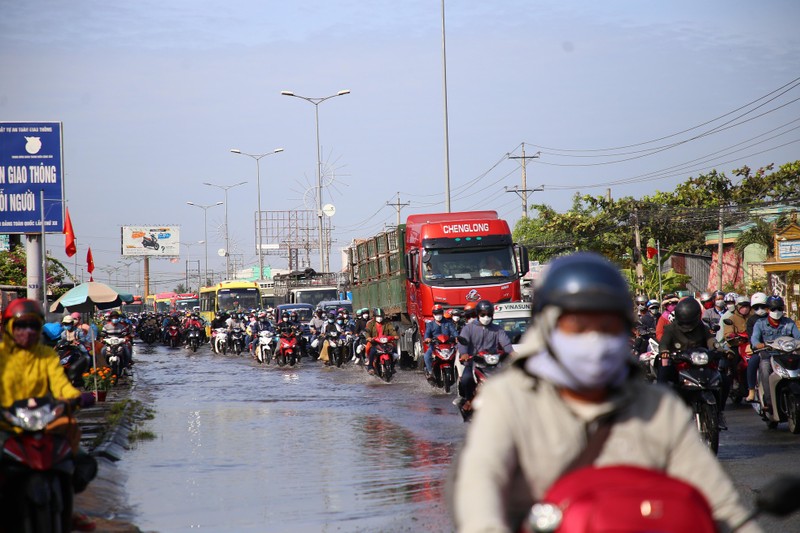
0, 397, 81, 532
637, 337, 659, 383
141, 233, 161, 251
185, 326, 203, 353
372, 335, 397, 382
753, 336, 800, 433
458, 346, 505, 422
101, 335, 126, 379
55, 340, 90, 388
430, 334, 457, 392
255, 330, 274, 365
166, 324, 181, 348
230, 327, 246, 356
276, 328, 298, 367
668, 348, 722, 454
327, 330, 347, 367
722, 323, 751, 404
213, 328, 229, 355
138, 325, 158, 345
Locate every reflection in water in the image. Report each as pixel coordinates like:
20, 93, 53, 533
123, 347, 461, 532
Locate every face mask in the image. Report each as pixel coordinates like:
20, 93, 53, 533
112, 318, 120, 324
452, 316, 460, 323
754, 308, 768, 317
362, 314, 369, 320
715, 300, 725, 309
479, 316, 492, 326
376, 317, 383, 323
726, 303, 735, 312
649, 308, 659, 316
549, 329, 631, 390
433, 314, 443, 322
328, 318, 334, 323
769, 310, 784, 320
337, 319, 343, 325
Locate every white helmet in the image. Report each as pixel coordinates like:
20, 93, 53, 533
750, 292, 768, 307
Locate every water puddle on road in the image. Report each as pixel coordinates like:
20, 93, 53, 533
122, 346, 464, 532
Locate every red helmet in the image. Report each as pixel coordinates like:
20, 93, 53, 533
432, 304, 444, 314
2, 298, 44, 325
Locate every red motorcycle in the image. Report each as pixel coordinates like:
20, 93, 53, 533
276, 326, 298, 367
167, 324, 181, 348
373, 335, 397, 382
0, 397, 84, 532
457, 340, 506, 422
725, 329, 751, 404
430, 334, 457, 392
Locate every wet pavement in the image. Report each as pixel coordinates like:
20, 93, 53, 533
122, 343, 465, 532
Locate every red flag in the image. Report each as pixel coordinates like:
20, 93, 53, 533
646, 247, 657, 260
87, 247, 95, 281
63, 208, 76, 257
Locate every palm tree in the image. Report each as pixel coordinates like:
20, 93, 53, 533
734, 215, 789, 259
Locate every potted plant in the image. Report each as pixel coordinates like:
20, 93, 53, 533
82, 366, 116, 401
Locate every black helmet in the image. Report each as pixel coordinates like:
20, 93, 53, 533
673, 297, 702, 331
374, 308, 385, 318
532, 252, 632, 322
475, 300, 494, 317
767, 296, 785, 311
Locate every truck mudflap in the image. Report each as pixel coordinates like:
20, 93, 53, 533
397, 323, 419, 362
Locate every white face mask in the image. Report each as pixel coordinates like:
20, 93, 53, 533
715, 300, 725, 309
433, 314, 443, 322
479, 316, 492, 326
769, 310, 784, 320
452, 316, 460, 323
376, 317, 383, 323
549, 329, 631, 390
754, 308, 768, 317
726, 303, 735, 312
362, 314, 369, 320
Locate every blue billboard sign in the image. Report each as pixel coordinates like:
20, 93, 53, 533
0, 122, 64, 234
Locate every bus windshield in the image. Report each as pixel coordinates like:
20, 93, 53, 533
423, 246, 517, 285
295, 289, 338, 307
175, 299, 199, 312
218, 288, 260, 312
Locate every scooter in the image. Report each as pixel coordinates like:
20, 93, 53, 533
213, 328, 229, 355
230, 327, 246, 356
55, 340, 91, 388
165, 324, 181, 348
637, 337, 659, 383
255, 330, 274, 364
430, 334, 457, 393
101, 335, 126, 379
327, 330, 347, 367
753, 336, 800, 433
372, 335, 397, 382
458, 347, 505, 422
142, 233, 161, 251
669, 348, 722, 455
722, 325, 751, 404
185, 326, 203, 353
276, 327, 298, 367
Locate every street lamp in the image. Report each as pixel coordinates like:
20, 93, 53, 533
230, 147, 284, 281
281, 89, 350, 272
203, 181, 247, 279
181, 240, 205, 290
186, 201, 223, 285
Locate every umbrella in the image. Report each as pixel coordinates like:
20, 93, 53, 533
49, 281, 133, 313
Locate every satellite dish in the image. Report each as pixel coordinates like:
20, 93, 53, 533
322, 203, 336, 217
217, 248, 226, 257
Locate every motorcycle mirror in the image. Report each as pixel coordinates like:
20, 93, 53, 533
710, 324, 721, 332
723, 318, 734, 326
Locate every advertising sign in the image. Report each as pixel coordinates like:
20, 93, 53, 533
121, 226, 180, 256
0, 122, 64, 234
779, 239, 800, 260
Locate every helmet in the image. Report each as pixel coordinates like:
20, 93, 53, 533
451, 308, 463, 318
290, 311, 298, 319
281, 311, 290, 319
673, 297, 702, 330
646, 299, 660, 309
724, 292, 738, 303
327, 311, 337, 320
2, 298, 44, 325
109, 310, 120, 318
767, 296, 785, 311
750, 292, 768, 307
374, 308, 385, 318
444, 309, 453, 319
475, 300, 494, 317
70, 312, 81, 321
661, 293, 679, 306
532, 252, 632, 322
463, 302, 478, 319
61, 315, 76, 325
257, 311, 267, 319
432, 304, 444, 314
315, 308, 324, 316
735, 296, 750, 307
699, 292, 713, 303
635, 295, 648, 306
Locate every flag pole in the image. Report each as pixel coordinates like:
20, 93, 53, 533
657, 239, 663, 300
40, 190, 48, 311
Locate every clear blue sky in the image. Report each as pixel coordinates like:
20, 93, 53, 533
2, 0, 798, 292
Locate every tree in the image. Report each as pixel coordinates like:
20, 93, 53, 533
621, 251, 691, 298
0, 248, 74, 298
174, 283, 188, 294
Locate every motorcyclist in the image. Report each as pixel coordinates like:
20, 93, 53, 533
351, 308, 370, 362
247, 311, 274, 356
702, 290, 726, 331
463, 302, 478, 325
161, 312, 181, 344
646, 299, 660, 317
721, 296, 750, 343
746, 292, 769, 338
451, 252, 759, 533
654, 293, 679, 340
456, 299, 514, 411
320, 311, 348, 366
183, 313, 205, 344
102, 310, 133, 368
364, 308, 398, 375
60, 315, 91, 349
423, 304, 458, 383
288, 311, 308, 357
450, 308, 465, 333
634, 295, 656, 354
0, 299, 97, 532
209, 311, 228, 353
746, 296, 800, 402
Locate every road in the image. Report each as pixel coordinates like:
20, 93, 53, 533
120, 343, 800, 532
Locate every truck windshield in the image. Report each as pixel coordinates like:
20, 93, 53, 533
295, 289, 339, 307
423, 247, 517, 285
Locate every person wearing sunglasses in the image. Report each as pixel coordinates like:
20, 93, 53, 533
746, 295, 800, 402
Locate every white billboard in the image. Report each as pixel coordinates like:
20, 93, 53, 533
121, 226, 180, 256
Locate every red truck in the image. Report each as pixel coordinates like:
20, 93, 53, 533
347, 210, 529, 363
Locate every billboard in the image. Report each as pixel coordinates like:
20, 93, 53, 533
121, 226, 180, 256
0, 122, 64, 234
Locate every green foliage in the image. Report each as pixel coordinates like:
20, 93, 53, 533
174, 282, 188, 293
621, 253, 691, 298
0, 248, 73, 293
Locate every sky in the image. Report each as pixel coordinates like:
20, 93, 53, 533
2, 0, 799, 294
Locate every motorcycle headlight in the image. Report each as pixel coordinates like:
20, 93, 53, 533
772, 337, 800, 353
439, 348, 452, 358
690, 351, 709, 366
484, 354, 500, 365
529, 503, 562, 532
772, 358, 791, 378
6, 404, 62, 432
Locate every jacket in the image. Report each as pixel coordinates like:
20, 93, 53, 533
456, 320, 513, 357
424, 318, 458, 342
452, 365, 760, 533
751, 316, 800, 346
364, 319, 397, 340
0, 338, 81, 432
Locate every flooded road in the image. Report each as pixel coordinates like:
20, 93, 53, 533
122, 343, 466, 532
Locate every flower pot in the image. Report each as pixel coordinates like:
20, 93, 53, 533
92, 390, 108, 402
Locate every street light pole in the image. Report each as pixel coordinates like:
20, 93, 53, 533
186, 202, 223, 285
203, 181, 247, 279
281, 89, 350, 272
230, 148, 284, 281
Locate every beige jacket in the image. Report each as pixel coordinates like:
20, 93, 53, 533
452, 366, 761, 533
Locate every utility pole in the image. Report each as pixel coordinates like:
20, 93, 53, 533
386, 192, 411, 227
507, 143, 541, 218
717, 205, 724, 291
632, 208, 645, 293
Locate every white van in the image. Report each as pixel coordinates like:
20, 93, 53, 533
493, 302, 532, 351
